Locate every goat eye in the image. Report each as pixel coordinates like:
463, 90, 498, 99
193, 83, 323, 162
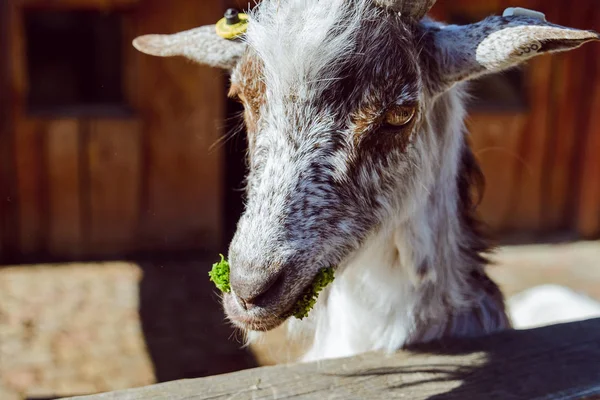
384, 106, 416, 127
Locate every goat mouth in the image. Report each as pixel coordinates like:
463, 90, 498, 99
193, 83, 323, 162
223, 268, 333, 332
224, 301, 286, 332
223, 291, 290, 332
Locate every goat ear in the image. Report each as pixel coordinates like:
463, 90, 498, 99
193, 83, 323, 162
133, 25, 246, 70
429, 15, 599, 89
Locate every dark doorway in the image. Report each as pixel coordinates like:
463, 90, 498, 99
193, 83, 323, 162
24, 10, 130, 117
223, 79, 248, 247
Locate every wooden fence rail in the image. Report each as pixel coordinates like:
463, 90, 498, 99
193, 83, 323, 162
69, 318, 600, 400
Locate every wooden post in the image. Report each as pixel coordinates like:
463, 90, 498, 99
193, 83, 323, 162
575, 2, 600, 239
0, 0, 20, 263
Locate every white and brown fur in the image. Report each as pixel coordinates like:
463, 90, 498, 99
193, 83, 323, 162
133, 0, 599, 362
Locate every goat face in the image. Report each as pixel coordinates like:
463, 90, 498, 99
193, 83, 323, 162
133, 0, 598, 332
223, 6, 426, 331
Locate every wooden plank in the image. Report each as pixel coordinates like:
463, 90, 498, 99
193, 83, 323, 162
8, 0, 44, 260
576, 95, 600, 238
541, 1, 596, 233
134, 0, 225, 253
0, 0, 10, 259
0, 0, 20, 263
87, 119, 142, 256
46, 119, 83, 259
468, 114, 528, 232
502, 59, 554, 235
576, 3, 600, 238
15, 119, 47, 257
502, 0, 562, 236
122, 13, 140, 112
68, 319, 600, 400
542, 50, 578, 232
18, 0, 139, 10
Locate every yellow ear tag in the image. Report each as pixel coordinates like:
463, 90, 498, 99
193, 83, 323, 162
216, 9, 249, 40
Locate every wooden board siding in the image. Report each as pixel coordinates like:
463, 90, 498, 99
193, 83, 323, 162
0, 0, 22, 263
132, 0, 225, 253
2, 0, 226, 263
14, 119, 46, 256
431, 0, 600, 240
576, 4, 600, 238
87, 119, 142, 256
46, 120, 83, 258
466, 114, 528, 230
0, 0, 16, 259
540, 1, 597, 234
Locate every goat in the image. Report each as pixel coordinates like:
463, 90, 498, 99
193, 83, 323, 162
133, 0, 599, 362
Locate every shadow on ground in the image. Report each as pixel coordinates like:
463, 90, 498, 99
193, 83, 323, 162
137, 259, 257, 383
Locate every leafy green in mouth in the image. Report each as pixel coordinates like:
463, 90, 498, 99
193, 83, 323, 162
209, 254, 231, 294
290, 267, 335, 319
209, 255, 335, 320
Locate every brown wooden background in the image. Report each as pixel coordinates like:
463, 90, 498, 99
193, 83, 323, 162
429, 0, 600, 243
1, 0, 229, 264
0, 0, 599, 265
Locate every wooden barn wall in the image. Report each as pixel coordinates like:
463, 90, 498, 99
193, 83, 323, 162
1, 0, 19, 261
129, 0, 225, 255
1, 0, 599, 264
429, 0, 600, 241
3, 0, 225, 264
576, 10, 600, 239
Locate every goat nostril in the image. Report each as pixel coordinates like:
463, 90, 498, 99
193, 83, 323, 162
230, 268, 284, 307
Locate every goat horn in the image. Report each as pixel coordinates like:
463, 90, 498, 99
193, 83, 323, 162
374, 0, 437, 20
